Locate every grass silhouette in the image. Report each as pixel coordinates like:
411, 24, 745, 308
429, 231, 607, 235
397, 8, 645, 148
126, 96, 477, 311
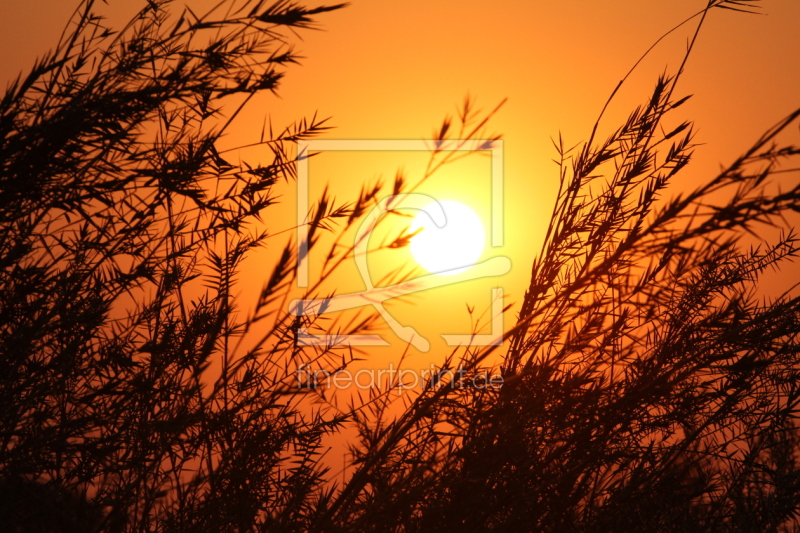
2, 0, 800, 531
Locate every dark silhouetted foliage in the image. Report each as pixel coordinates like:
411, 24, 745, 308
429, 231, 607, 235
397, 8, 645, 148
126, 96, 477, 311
2, 0, 799, 531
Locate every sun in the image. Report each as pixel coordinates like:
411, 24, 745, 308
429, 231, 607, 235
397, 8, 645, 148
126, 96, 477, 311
409, 200, 485, 275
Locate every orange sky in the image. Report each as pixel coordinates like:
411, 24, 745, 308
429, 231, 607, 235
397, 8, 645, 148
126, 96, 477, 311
2, 0, 799, 369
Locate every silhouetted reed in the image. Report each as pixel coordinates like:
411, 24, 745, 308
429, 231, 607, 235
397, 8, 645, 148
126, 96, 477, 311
2, 0, 799, 531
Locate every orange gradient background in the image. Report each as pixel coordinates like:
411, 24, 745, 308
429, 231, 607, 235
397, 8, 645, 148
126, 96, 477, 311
2, 1, 799, 374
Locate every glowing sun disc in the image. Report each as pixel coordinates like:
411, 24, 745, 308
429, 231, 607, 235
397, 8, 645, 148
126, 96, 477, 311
410, 200, 485, 275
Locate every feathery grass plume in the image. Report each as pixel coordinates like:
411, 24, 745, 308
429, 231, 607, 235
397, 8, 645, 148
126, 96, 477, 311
299, 1, 800, 531
0, 0, 362, 530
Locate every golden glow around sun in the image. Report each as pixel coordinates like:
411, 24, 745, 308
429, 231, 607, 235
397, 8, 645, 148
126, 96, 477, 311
409, 200, 485, 275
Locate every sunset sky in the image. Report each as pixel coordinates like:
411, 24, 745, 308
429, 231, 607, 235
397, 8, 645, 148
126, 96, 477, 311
2, 0, 799, 368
